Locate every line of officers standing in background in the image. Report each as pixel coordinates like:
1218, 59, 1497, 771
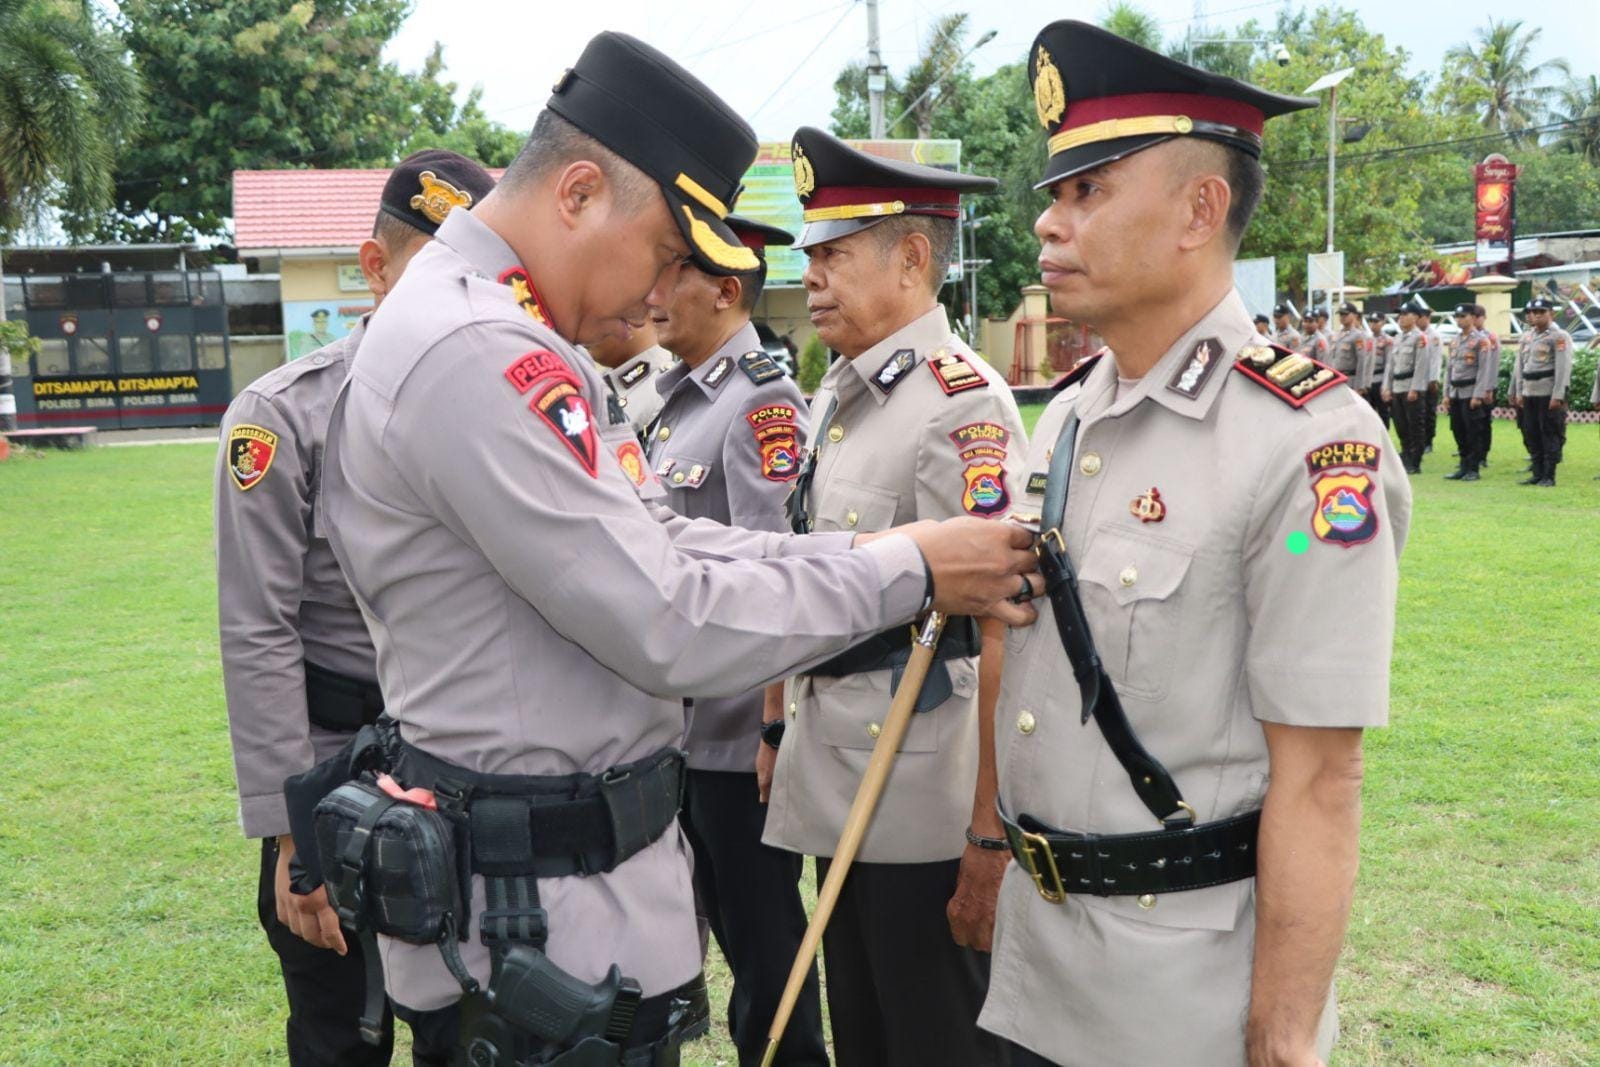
1260, 294, 1581, 485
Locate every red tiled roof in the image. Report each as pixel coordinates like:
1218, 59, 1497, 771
232, 167, 504, 251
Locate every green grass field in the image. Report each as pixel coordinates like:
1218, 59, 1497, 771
1, 413, 1597, 1065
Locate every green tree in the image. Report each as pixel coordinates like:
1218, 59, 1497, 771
1510, 148, 1600, 234
0, 0, 142, 238
1100, 2, 1164, 52
797, 332, 829, 394
394, 45, 523, 167
1442, 19, 1570, 135
96, 0, 520, 241
894, 13, 974, 139
1551, 75, 1600, 163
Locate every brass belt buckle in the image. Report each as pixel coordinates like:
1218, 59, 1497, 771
1017, 830, 1066, 904
1038, 527, 1066, 559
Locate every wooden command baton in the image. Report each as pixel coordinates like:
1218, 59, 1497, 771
759, 611, 948, 1067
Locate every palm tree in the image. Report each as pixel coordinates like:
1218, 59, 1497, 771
1551, 75, 1600, 163
894, 13, 972, 139
1444, 18, 1570, 135
0, 0, 140, 427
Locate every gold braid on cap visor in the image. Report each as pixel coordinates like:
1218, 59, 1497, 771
679, 207, 759, 271
1047, 115, 1262, 156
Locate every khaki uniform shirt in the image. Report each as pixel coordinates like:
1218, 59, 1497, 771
1328, 324, 1371, 387
1271, 324, 1301, 350
1514, 326, 1573, 399
1369, 329, 1391, 388
764, 306, 1027, 864
1383, 326, 1434, 395
1423, 326, 1444, 385
1296, 328, 1330, 362
1448, 328, 1499, 399
322, 209, 929, 1010
216, 326, 376, 839
647, 322, 810, 772
600, 344, 676, 437
979, 290, 1411, 1066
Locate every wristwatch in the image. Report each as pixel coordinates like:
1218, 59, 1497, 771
760, 719, 786, 750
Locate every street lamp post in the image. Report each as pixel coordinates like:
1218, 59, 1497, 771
1304, 67, 1356, 255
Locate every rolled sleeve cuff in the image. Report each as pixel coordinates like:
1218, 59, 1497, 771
861, 534, 928, 626
239, 793, 292, 840
778, 531, 855, 557
1248, 664, 1390, 728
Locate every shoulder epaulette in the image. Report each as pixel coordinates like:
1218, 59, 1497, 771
738, 350, 785, 385
1233, 342, 1347, 408
1051, 352, 1103, 391
927, 349, 987, 395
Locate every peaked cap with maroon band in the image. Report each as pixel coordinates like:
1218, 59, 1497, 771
789, 125, 997, 249
724, 213, 793, 257
1028, 20, 1316, 189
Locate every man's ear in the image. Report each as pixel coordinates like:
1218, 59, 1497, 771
357, 238, 389, 297
716, 274, 742, 312
1180, 172, 1232, 252
555, 160, 605, 229
900, 230, 932, 291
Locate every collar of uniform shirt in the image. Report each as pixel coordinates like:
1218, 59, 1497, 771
434, 208, 526, 292
1083, 288, 1255, 424
684, 321, 763, 398
832, 304, 951, 405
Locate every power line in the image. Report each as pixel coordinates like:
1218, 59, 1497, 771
747, 3, 858, 121
1266, 116, 1600, 169
680, 1, 854, 62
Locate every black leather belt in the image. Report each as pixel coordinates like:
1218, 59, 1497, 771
1451, 377, 1479, 387
304, 661, 384, 732
1520, 368, 1555, 380
808, 614, 979, 677
1000, 805, 1259, 900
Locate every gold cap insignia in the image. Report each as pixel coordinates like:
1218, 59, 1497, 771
793, 144, 816, 201
1033, 46, 1066, 130
410, 170, 473, 225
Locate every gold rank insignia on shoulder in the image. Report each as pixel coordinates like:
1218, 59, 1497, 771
1232, 342, 1347, 408
410, 170, 474, 225
1033, 45, 1066, 129
928, 349, 986, 395
793, 144, 816, 201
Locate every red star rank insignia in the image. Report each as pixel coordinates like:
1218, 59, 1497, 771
499, 266, 553, 329
227, 424, 278, 491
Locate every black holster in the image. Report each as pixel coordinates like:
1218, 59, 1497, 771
304, 660, 385, 732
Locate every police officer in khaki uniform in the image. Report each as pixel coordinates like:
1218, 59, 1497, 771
981, 24, 1411, 1066
1382, 298, 1435, 474
1327, 302, 1371, 394
1511, 296, 1573, 486
216, 150, 495, 1066
588, 322, 676, 439
1253, 313, 1271, 338
1271, 303, 1301, 350
761, 127, 1024, 1067
320, 33, 1039, 1066
1366, 310, 1391, 428
1445, 303, 1498, 481
1419, 304, 1443, 452
644, 213, 828, 1067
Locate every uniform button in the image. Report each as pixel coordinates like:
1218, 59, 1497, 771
1137, 893, 1157, 910
1017, 710, 1036, 735
846, 509, 859, 528
1119, 565, 1138, 587
788, 702, 797, 717
1079, 452, 1102, 476
672, 472, 686, 484
867, 722, 881, 739
619, 397, 629, 408
828, 425, 845, 443
657, 426, 671, 442
311, 354, 326, 366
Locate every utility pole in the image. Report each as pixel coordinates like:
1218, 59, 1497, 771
867, 0, 886, 138
1325, 82, 1337, 254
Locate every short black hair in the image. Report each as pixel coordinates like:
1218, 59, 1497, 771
871, 214, 956, 294
1221, 146, 1263, 245
502, 109, 655, 210
371, 209, 428, 253
735, 260, 767, 313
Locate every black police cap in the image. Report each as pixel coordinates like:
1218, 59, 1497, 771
547, 32, 760, 276
1400, 295, 1428, 315
725, 213, 793, 259
1314, 307, 1330, 318
1524, 296, 1556, 312
1253, 313, 1269, 324
790, 126, 997, 248
1027, 20, 1315, 188
379, 149, 496, 236
1453, 304, 1473, 316
1273, 302, 1293, 316
1366, 309, 1384, 320
1337, 301, 1360, 316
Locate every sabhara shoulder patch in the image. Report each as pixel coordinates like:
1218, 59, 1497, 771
1233, 343, 1347, 407
928, 349, 986, 395
1051, 352, 1103, 392
950, 422, 1011, 517
227, 424, 279, 491
739, 351, 785, 385
873, 348, 919, 393
747, 404, 801, 482
503, 350, 599, 477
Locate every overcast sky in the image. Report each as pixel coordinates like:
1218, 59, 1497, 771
386, 0, 1600, 144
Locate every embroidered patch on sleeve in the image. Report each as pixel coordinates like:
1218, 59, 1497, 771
1310, 471, 1378, 547
227, 424, 278, 491
1304, 440, 1380, 475
615, 440, 649, 487
504, 350, 567, 394
928, 350, 986, 395
949, 423, 1011, 517
528, 371, 599, 477
748, 404, 801, 482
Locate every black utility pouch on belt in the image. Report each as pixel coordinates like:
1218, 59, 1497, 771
312, 774, 478, 1042
304, 661, 385, 733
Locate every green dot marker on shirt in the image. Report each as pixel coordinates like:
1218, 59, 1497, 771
1286, 530, 1310, 555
